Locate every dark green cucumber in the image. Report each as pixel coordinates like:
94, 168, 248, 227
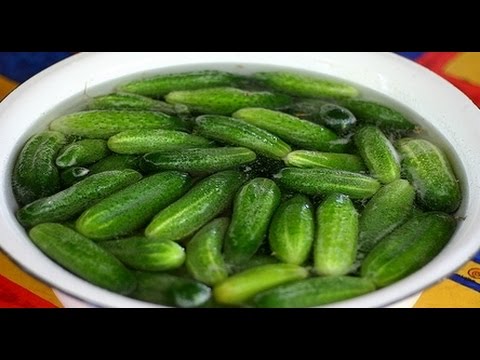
185, 217, 229, 286
195, 115, 291, 160
268, 195, 314, 265
88, 92, 179, 114
99, 236, 185, 271
89, 154, 140, 175
29, 223, 136, 295
145, 170, 246, 242
361, 212, 457, 287
16, 169, 142, 228
12, 131, 68, 206
284, 150, 366, 173
60, 167, 90, 188
252, 276, 375, 308
56, 139, 110, 168
396, 138, 462, 213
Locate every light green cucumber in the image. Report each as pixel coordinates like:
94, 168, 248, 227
145, 170, 245, 242
140, 147, 256, 174
268, 195, 314, 265
361, 212, 457, 287
233, 108, 348, 153
12, 131, 68, 206
231, 255, 279, 273
213, 263, 308, 305
60, 167, 90, 188
166, 87, 292, 115
354, 126, 400, 184
29, 223, 136, 295
56, 139, 110, 168
185, 217, 230, 286
89, 154, 140, 175
284, 150, 366, 173
88, 92, 180, 114
99, 236, 185, 271
396, 138, 462, 213
50, 110, 187, 139
16, 169, 142, 228
276, 168, 381, 199
252, 276, 375, 308
195, 115, 291, 160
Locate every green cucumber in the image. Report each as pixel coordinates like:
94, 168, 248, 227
195, 115, 291, 160
88, 92, 179, 114
396, 138, 462, 213
185, 217, 229, 286
141, 147, 256, 174
76, 171, 192, 240
214, 263, 308, 305
361, 212, 457, 287
145, 170, 245, 242
284, 150, 366, 173
231, 255, 279, 273
29, 223, 136, 295
252, 276, 375, 308
224, 178, 281, 265
269, 195, 314, 265
56, 139, 110, 168
16, 169, 142, 228
50, 110, 187, 139
12, 131, 68, 206
99, 236, 185, 271
60, 167, 90, 188
89, 154, 140, 175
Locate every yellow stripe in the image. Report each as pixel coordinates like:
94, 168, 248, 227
444, 52, 480, 86
0, 75, 18, 100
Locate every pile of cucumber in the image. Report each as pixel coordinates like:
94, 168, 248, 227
12, 70, 461, 307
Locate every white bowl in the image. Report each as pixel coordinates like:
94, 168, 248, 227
1, 52, 479, 308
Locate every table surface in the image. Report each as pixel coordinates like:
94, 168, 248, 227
0, 52, 479, 308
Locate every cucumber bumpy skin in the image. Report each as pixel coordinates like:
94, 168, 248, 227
88, 92, 179, 115
284, 150, 366, 173
56, 139, 111, 168
88, 154, 140, 175
60, 167, 90, 188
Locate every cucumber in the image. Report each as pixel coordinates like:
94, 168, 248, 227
354, 126, 400, 184
284, 150, 366, 173
269, 195, 314, 265
141, 147, 256, 174
314, 194, 359, 276
233, 108, 348, 153
76, 171, 192, 240
361, 212, 457, 287
56, 139, 111, 168
231, 255, 279, 273
50, 110, 187, 139
185, 217, 229, 286
276, 168, 381, 199
60, 167, 90, 188
29, 223, 136, 295
88, 92, 179, 115
99, 236, 185, 271
195, 115, 291, 160
12, 131, 68, 206
224, 178, 281, 265
131, 272, 211, 308
89, 154, 140, 175
252, 276, 375, 308
396, 138, 462, 213
166, 87, 292, 115
213, 263, 308, 305
16, 169, 142, 228
107, 129, 212, 155
253, 71, 359, 98
145, 170, 246, 242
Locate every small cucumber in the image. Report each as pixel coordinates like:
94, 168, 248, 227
361, 212, 457, 287
29, 223, 136, 295
16, 169, 142, 228
195, 115, 291, 160
12, 131, 68, 206
166, 87, 292, 115
89, 154, 140, 175
88, 92, 179, 114
99, 236, 185, 271
141, 147, 256, 174
233, 108, 348, 153
213, 263, 308, 305
252, 276, 375, 308
354, 126, 400, 184
231, 255, 279, 273
145, 170, 245, 242
56, 139, 111, 168
314, 194, 359, 276
185, 217, 229, 286
284, 150, 366, 173
50, 110, 187, 139
76, 171, 192, 240
224, 178, 281, 265
60, 167, 90, 188
107, 129, 212, 155
253, 71, 359, 99
276, 168, 381, 199
396, 138, 462, 213
269, 195, 314, 265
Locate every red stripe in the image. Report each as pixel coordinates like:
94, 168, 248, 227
0, 274, 58, 308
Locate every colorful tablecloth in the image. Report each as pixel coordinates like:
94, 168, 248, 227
1, 52, 479, 308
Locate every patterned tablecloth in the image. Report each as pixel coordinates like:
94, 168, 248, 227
0, 52, 479, 308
